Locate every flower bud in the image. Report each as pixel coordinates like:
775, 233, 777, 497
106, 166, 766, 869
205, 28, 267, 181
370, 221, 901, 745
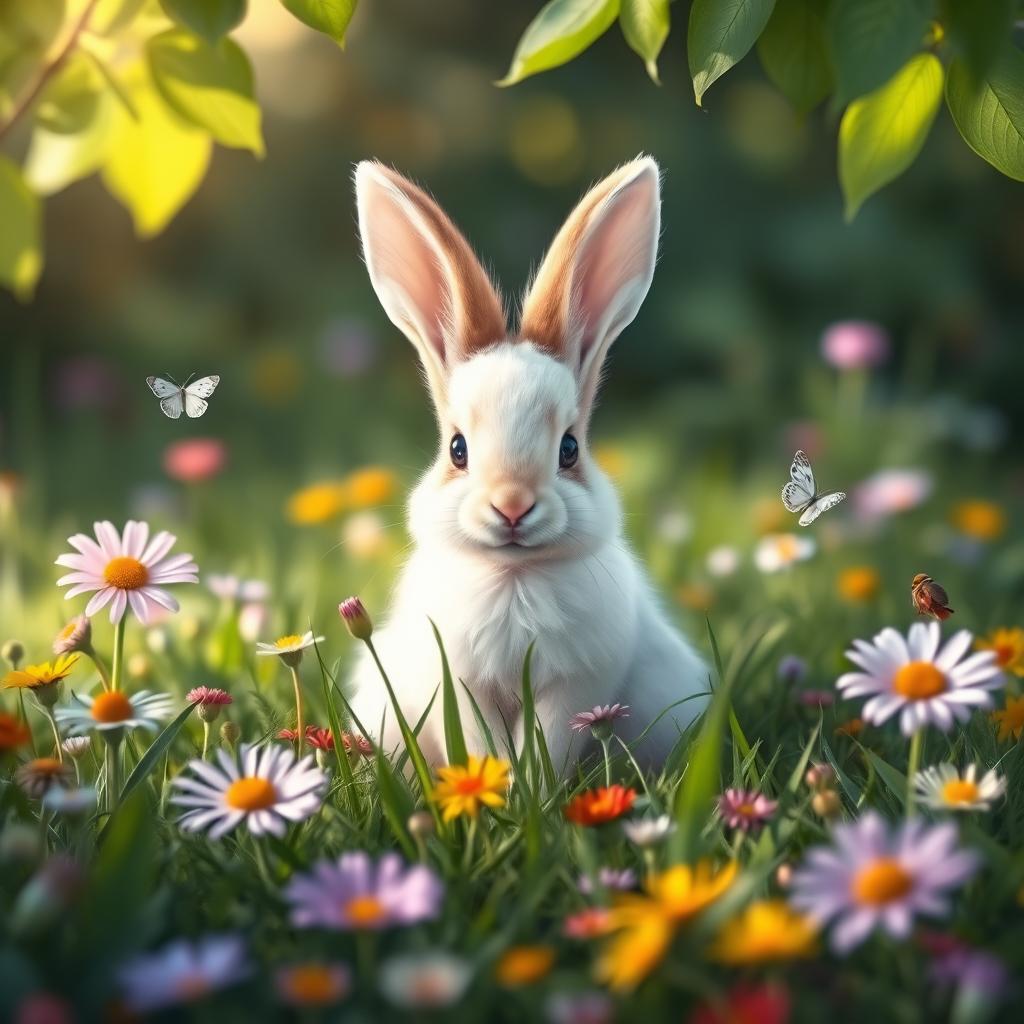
2, 639, 25, 668
804, 763, 836, 790
53, 616, 92, 657
338, 597, 373, 641
61, 737, 92, 761
220, 720, 241, 748
33, 682, 61, 709
811, 790, 842, 819
407, 810, 435, 840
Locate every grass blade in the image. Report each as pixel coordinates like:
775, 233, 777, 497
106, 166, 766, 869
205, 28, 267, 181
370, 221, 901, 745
431, 618, 468, 765
119, 700, 197, 804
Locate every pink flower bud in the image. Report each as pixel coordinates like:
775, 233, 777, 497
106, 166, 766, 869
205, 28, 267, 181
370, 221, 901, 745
338, 597, 373, 641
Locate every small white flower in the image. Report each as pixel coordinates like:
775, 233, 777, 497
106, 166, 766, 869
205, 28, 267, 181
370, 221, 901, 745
706, 545, 740, 577
754, 533, 815, 573
61, 736, 92, 759
255, 631, 325, 666
55, 690, 175, 736
622, 814, 676, 848
914, 763, 1006, 813
118, 935, 250, 1011
378, 952, 472, 1010
656, 510, 692, 544
837, 622, 1003, 737
171, 742, 327, 839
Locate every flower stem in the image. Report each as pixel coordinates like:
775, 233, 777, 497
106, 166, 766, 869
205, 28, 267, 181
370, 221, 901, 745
202, 721, 211, 760
87, 649, 112, 692
110, 617, 126, 693
289, 666, 304, 756
17, 690, 38, 757
104, 733, 122, 814
599, 737, 612, 787
905, 730, 923, 818
45, 709, 63, 762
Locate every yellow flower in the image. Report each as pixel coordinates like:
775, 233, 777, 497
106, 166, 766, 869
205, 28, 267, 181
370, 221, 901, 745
992, 694, 1024, 742
709, 900, 818, 964
977, 628, 1024, 677
431, 755, 511, 821
836, 566, 880, 603
343, 466, 397, 508
286, 482, 348, 525
595, 860, 737, 992
494, 946, 555, 987
951, 500, 1006, 541
676, 583, 715, 611
2, 653, 79, 690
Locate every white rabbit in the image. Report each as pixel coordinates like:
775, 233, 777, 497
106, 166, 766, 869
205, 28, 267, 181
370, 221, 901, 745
348, 156, 710, 772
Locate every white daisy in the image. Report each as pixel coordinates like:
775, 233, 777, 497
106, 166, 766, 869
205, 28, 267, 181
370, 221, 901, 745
378, 952, 472, 1010
55, 520, 199, 624
837, 622, 1003, 736
914, 763, 1007, 813
171, 742, 327, 839
255, 631, 325, 667
55, 689, 176, 736
622, 815, 676, 848
754, 533, 815, 573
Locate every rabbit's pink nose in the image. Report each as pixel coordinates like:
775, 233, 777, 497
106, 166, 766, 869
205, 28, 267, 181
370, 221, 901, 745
490, 486, 536, 528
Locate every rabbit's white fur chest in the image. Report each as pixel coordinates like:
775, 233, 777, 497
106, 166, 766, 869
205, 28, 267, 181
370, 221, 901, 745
348, 156, 710, 770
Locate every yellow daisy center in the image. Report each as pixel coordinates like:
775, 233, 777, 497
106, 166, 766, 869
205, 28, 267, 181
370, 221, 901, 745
275, 635, 303, 649
91, 691, 134, 723
103, 556, 148, 590
225, 777, 277, 810
280, 966, 342, 1005
941, 779, 979, 805
737, 802, 756, 816
344, 895, 386, 925
852, 858, 913, 905
893, 661, 946, 700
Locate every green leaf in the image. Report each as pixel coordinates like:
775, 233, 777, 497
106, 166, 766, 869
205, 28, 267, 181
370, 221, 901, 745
520, 643, 538, 793
279, 0, 358, 46
839, 53, 943, 220
118, 701, 197, 804
312, 638, 358, 813
0, 156, 42, 301
498, 0, 619, 87
100, 65, 213, 237
620, 0, 670, 83
860, 746, 908, 807
946, 47, 1024, 183
431, 620, 468, 766
756, 0, 832, 114
942, 0, 1015, 83
0, 0, 65, 117
160, 0, 248, 43
146, 28, 264, 156
36, 54, 105, 135
827, 0, 932, 105
687, 0, 777, 107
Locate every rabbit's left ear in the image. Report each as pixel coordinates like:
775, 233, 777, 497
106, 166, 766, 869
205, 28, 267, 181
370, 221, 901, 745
519, 156, 660, 426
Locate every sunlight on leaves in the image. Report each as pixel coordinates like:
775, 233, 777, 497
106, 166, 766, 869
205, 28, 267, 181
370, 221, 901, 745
620, 0, 670, 84
159, 0, 247, 44
688, 0, 777, 108
946, 46, 1024, 183
0, 155, 42, 300
498, 0, 619, 88
146, 27, 264, 156
840, 53, 944, 221
280, 0, 358, 46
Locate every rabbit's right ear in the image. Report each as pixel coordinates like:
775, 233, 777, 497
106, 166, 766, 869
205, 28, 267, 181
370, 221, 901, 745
355, 162, 506, 410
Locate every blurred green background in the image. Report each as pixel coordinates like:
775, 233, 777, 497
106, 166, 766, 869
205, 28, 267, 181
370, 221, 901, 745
1, 0, 1023, 660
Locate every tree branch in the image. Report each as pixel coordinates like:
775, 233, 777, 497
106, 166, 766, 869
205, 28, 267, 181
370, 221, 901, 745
0, 0, 102, 146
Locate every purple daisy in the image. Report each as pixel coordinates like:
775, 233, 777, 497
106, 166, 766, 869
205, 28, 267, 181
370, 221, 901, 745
717, 788, 778, 831
284, 851, 443, 931
790, 812, 980, 954
569, 704, 630, 736
577, 867, 637, 894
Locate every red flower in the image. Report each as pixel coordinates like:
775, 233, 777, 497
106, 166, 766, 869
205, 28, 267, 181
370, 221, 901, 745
163, 438, 227, 483
278, 725, 335, 751
0, 712, 30, 751
564, 785, 636, 826
562, 907, 612, 939
689, 984, 790, 1024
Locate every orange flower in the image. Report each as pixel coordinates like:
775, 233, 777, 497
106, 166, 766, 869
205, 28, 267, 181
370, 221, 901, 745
976, 629, 1024, 677
564, 784, 636, 826
992, 695, 1024, 743
0, 712, 30, 751
835, 717, 864, 738
836, 566, 880, 603
494, 946, 555, 988
950, 500, 1006, 541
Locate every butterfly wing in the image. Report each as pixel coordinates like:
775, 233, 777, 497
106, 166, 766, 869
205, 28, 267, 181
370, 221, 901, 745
147, 376, 180, 399
183, 394, 209, 418
159, 393, 185, 419
782, 451, 816, 512
798, 491, 846, 526
185, 375, 220, 399
781, 481, 812, 513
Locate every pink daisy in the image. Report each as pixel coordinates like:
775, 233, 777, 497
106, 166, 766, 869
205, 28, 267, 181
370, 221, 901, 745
717, 788, 778, 831
55, 521, 198, 625
186, 686, 233, 707
569, 704, 630, 734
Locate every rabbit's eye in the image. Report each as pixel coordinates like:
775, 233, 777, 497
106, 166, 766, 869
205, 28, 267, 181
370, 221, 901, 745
450, 433, 468, 469
559, 433, 579, 469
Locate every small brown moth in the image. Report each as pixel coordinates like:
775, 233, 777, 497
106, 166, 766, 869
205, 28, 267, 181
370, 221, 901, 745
911, 573, 955, 621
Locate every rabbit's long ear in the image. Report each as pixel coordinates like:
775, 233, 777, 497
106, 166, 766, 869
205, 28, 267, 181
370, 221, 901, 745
355, 161, 506, 409
519, 156, 660, 426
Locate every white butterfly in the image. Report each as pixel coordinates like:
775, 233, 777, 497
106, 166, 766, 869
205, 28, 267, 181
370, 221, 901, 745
782, 450, 846, 526
146, 374, 220, 419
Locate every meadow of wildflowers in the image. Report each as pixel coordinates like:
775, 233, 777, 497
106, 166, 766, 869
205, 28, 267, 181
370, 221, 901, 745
1, 314, 1022, 1024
